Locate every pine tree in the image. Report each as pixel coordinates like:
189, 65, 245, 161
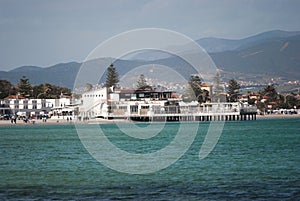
136, 74, 152, 90
18, 76, 32, 97
260, 84, 278, 102
105, 64, 119, 88
183, 75, 203, 103
227, 79, 240, 102
137, 74, 147, 88
212, 72, 224, 102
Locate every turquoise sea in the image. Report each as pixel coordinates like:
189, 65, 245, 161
0, 118, 299, 200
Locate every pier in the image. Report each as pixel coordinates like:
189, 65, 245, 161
108, 102, 257, 122
79, 88, 257, 122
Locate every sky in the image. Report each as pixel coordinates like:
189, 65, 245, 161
0, 0, 300, 71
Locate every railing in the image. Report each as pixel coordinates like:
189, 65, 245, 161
110, 106, 241, 116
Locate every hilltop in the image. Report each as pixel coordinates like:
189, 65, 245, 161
0, 30, 299, 90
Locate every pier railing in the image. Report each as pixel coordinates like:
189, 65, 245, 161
109, 103, 245, 117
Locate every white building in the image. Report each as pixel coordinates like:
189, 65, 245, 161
79, 88, 108, 119
0, 95, 73, 117
78, 87, 257, 121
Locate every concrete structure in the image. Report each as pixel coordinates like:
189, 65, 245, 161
79, 87, 108, 119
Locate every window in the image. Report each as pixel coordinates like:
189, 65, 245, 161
23, 100, 28, 110
32, 100, 37, 109
119, 106, 127, 110
42, 101, 46, 108
14, 100, 19, 109
130, 105, 138, 113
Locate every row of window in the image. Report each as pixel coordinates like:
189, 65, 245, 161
84, 94, 104, 97
13, 103, 46, 109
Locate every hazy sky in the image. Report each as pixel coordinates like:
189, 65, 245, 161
1, 0, 299, 70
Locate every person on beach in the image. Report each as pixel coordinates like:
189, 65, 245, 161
11, 116, 16, 124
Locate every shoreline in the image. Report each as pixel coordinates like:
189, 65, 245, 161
0, 118, 129, 127
0, 114, 299, 126
256, 113, 300, 120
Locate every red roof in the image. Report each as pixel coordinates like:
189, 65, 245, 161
201, 83, 212, 87
5, 95, 25, 99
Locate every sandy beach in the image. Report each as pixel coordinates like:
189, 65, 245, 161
0, 114, 299, 126
0, 118, 74, 126
256, 113, 300, 120
0, 117, 131, 126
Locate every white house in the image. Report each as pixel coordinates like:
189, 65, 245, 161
1, 95, 73, 118
79, 87, 108, 119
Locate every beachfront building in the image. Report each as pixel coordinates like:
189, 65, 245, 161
49, 95, 78, 120
78, 87, 176, 120
79, 87, 108, 119
0, 94, 75, 118
78, 87, 257, 121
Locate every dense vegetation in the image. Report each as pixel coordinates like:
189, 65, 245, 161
0, 76, 71, 99
256, 84, 300, 110
182, 75, 210, 103
0, 74, 299, 111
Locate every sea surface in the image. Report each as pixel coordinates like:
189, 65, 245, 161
0, 118, 299, 200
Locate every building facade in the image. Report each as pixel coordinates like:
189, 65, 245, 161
0, 95, 73, 118
78, 87, 256, 121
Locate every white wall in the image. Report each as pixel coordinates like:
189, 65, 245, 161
80, 88, 108, 117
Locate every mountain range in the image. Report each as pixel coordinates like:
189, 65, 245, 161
0, 30, 299, 89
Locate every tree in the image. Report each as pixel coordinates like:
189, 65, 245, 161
260, 84, 278, 102
183, 75, 203, 103
136, 74, 147, 89
37, 84, 51, 98
136, 74, 152, 90
105, 64, 119, 88
189, 75, 202, 99
277, 94, 300, 109
86, 83, 93, 91
227, 79, 240, 102
212, 72, 224, 102
18, 76, 32, 97
201, 89, 210, 103
32, 83, 71, 99
0, 80, 16, 99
